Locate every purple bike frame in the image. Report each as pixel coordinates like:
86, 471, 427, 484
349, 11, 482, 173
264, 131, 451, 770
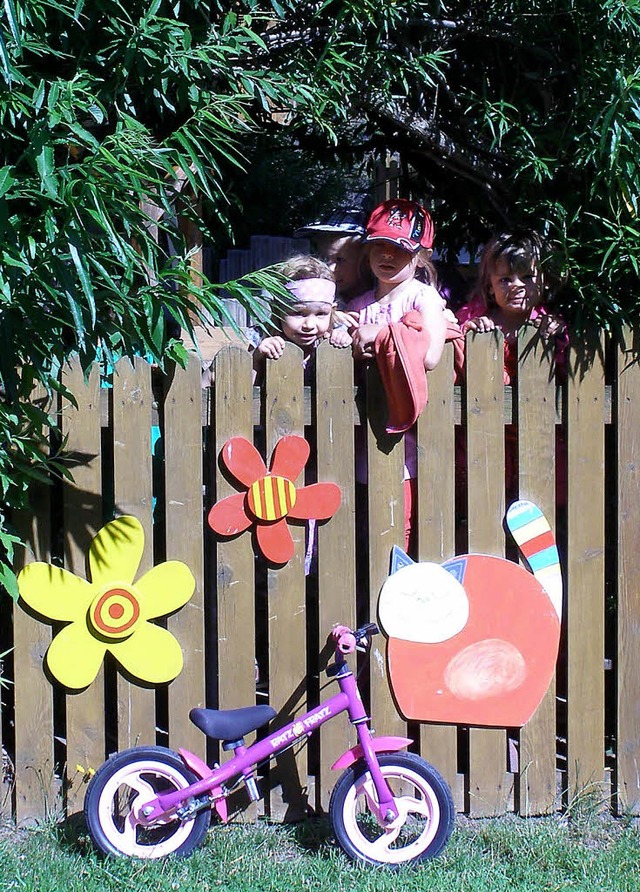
138, 658, 405, 825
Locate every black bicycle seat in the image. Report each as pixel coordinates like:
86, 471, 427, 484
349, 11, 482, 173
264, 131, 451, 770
189, 705, 277, 741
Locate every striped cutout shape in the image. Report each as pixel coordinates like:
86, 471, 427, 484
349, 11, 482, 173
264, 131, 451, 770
506, 499, 562, 619
247, 475, 297, 521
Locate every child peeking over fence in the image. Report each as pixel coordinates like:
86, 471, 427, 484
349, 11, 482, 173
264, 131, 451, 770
341, 198, 463, 555
249, 255, 347, 384
456, 229, 568, 382
456, 229, 568, 505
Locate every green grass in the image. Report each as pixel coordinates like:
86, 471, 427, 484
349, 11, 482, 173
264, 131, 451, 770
1, 813, 640, 892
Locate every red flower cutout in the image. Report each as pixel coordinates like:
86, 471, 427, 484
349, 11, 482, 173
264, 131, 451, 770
208, 436, 341, 564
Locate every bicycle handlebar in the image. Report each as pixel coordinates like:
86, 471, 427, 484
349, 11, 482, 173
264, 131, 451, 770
330, 622, 379, 654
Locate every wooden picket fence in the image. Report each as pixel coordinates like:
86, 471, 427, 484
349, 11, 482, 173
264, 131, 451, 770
3, 327, 640, 829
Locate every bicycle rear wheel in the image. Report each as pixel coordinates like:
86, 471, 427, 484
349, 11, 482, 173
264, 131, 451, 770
84, 746, 210, 859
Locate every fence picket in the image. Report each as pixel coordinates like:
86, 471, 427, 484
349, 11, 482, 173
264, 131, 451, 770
617, 329, 640, 813
566, 341, 606, 801
263, 344, 308, 819
165, 357, 207, 759
365, 364, 407, 743
210, 345, 258, 817
465, 332, 509, 817
60, 361, 105, 814
516, 330, 559, 814
314, 343, 357, 811
13, 384, 57, 825
416, 346, 460, 802
111, 358, 156, 750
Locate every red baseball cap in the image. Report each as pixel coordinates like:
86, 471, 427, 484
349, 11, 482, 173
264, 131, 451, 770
365, 199, 434, 252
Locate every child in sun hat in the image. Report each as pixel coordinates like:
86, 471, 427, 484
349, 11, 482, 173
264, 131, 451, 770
294, 206, 373, 307
347, 198, 461, 555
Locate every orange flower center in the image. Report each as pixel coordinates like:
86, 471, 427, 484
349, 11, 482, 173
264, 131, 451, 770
89, 586, 141, 639
247, 475, 297, 521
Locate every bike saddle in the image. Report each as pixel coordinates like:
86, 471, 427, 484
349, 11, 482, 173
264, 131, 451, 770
189, 705, 277, 742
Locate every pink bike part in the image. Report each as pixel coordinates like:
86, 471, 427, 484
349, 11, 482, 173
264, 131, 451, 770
179, 748, 228, 823
330, 736, 413, 771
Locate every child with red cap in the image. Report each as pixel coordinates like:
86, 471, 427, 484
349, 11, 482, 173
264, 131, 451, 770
348, 198, 447, 364
348, 198, 455, 555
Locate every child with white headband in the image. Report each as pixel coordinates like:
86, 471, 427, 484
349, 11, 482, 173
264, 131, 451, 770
251, 255, 341, 381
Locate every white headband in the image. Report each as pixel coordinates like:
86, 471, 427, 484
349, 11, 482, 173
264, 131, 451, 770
285, 278, 336, 304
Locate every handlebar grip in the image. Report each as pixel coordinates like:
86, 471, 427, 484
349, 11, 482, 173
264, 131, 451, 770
330, 624, 356, 654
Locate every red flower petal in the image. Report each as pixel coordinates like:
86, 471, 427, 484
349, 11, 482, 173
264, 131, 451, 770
256, 520, 295, 564
288, 483, 342, 520
208, 492, 253, 536
221, 437, 266, 487
270, 436, 309, 482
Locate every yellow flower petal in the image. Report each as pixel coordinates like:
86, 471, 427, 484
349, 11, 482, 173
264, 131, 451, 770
46, 623, 107, 689
18, 563, 92, 621
109, 622, 183, 683
89, 516, 144, 586
135, 561, 195, 620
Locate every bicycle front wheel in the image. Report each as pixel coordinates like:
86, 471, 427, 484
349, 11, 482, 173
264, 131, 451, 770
84, 746, 210, 859
329, 752, 454, 866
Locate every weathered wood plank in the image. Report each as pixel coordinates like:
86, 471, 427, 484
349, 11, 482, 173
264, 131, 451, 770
365, 364, 407, 742
314, 343, 357, 811
616, 331, 640, 812
211, 345, 258, 819
566, 341, 606, 800
112, 358, 156, 749
165, 357, 207, 760
416, 346, 460, 801
264, 344, 308, 820
516, 330, 559, 815
465, 332, 509, 817
13, 385, 57, 825
60, 361, 105, 815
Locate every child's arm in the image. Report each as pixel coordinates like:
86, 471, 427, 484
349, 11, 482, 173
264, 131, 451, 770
416, 292, 447, 370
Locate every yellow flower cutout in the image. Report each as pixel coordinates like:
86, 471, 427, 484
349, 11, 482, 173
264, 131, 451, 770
17, 516, 195, 689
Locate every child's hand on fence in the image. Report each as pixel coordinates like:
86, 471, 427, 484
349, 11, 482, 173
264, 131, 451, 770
533, 313, 567, 342
255, 336, 286, 360
462, 316, 496, 334
330, 328, 353, 348
351, 323, 382, 359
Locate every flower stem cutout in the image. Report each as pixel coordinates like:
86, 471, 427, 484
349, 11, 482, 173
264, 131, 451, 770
208, 436, 341, 564
17, 516, 195, 689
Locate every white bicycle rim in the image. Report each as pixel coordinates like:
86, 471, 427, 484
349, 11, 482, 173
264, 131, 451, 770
96, 758, 199, 858
340, 764, 442, 865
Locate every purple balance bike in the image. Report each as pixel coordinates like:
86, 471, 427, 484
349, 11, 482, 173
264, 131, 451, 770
84, 623, 454, 866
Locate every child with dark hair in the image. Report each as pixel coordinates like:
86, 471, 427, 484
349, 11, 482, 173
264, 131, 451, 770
457, 230, 567, 383
456, 229, 568, 507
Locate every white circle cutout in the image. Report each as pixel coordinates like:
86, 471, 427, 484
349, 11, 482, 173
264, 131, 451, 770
378, 562, 469, 643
